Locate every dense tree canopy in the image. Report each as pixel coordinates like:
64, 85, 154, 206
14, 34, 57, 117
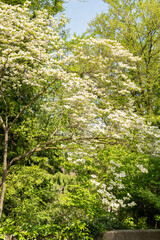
88, 0, 160, 124
0, 0, 64, 15
0, 1, 160, 239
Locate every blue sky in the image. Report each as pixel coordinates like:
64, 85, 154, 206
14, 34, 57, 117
63, 0, 108, 36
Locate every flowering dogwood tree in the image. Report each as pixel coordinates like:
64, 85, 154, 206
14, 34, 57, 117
0, 1, 68, 218
62, 37, 160, 153
0, 1, 159, 227
60, 37, 160, 214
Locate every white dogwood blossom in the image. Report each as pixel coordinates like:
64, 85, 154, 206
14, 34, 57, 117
137, 164, 148, 173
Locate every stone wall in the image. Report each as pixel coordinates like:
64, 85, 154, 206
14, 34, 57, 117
102, 230, 160, 240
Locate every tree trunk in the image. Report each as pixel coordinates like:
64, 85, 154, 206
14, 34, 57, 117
0, 129, 8, 219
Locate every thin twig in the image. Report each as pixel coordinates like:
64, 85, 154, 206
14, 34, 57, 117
0, 116, 5, 130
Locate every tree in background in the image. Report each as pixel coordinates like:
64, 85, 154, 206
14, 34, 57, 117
88, 0, 160, 125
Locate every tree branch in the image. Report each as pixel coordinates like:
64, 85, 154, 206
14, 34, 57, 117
0, 135, 130, 188
0, 116, 5, 130
7, 134, 101, 170
8, 77, 58, 132
0, 80, 8, 130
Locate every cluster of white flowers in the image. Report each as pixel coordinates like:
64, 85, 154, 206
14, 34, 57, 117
85, 158, 136, 211
0, 2, 67, 92
137, 164, 148, 173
